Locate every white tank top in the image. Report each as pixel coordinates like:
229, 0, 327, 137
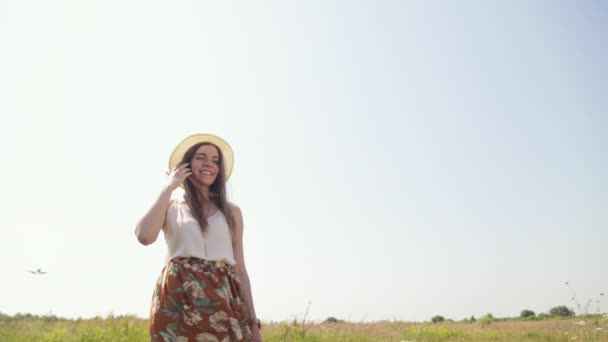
163, 197, 236, 265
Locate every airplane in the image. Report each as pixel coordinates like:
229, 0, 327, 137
26, 268, 47, 275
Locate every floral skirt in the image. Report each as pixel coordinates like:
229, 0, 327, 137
150, 257, 253, 342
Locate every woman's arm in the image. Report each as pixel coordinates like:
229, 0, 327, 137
135, 162, 191, 245
134, 185, 173, 245
231, 204, 262, 339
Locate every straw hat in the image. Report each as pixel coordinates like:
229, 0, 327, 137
168, 133, 234, 181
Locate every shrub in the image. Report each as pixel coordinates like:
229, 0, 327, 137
461, 316, 476, 323
549, 305, 575, 317
537, 313, 549, 319
323, 317, 341, 324
520, 309, 536, 318
478, 313, 495, 327
431, 315, 445, 323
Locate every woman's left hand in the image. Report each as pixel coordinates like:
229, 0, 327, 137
251, 326, 263, 342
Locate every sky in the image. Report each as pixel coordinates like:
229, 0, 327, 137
0, 0, 606, 323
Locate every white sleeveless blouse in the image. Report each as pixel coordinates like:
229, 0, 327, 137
163, 197, 236, 265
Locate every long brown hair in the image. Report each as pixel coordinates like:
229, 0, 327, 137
180, 142, 235, 234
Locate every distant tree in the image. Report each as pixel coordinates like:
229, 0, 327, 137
14, 313, 36, 320
520, 309, 536, 318
469, 315, 476, 322
549, 306, 575, 317
537, 313, 549, 320
431, 315, 445, 323
323, 317, 340, 324
478, 313, 495, 327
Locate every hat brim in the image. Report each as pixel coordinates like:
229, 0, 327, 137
168, 133, 234, 182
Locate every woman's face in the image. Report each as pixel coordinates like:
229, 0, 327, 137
189, 144, 221, 188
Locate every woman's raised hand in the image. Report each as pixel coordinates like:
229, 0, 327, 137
166, 162, 192, 190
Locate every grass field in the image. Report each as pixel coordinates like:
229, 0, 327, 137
1, 313, 607, 341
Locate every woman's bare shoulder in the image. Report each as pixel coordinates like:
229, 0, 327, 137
227, 201, 241, 211
227, 202, 244, 229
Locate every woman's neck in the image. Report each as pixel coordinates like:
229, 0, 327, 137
199, 187, 211, 201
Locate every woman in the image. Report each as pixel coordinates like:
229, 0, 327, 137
135, 133, 262, 342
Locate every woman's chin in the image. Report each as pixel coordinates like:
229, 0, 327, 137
195, 176, 215, 188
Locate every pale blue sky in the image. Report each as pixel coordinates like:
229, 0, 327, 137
0, 0, 606, 322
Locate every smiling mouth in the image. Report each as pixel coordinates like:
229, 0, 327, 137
200, 171, 214, 176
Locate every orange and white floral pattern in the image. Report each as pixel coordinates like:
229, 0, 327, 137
150, 257, 252, 341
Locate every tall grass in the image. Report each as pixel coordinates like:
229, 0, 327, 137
0, 313, 147, 342
565, 282, 605, 316
1, 313, 607, 341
